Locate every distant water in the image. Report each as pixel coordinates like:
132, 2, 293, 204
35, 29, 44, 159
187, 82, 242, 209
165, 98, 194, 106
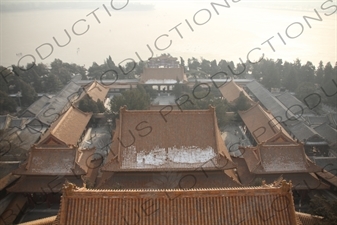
1, 2, 336, 69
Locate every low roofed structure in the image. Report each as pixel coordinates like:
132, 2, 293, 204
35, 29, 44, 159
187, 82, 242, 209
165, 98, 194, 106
313, 123, 337, 146
275, 92, 316, 116
38, 106, 92, 147
20, 95, 51, 118
236, 131, 329, 190
7, 144, 95, 193
246, 80, 296, 123
218, 79, 253, 104
7, 105, 95, 194
327, 113, 337, 129
304, 115, 330, 127
36, 81, 82, 126
240, 131, 321, 174
239, 103, 293, 144
289, 123, 318, 143
83, 80, 109, 102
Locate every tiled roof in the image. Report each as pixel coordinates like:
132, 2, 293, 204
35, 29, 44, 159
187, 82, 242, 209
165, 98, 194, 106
295, 212, 322, 225
1, 194, 27, 225
20, 95, 51, 118
102, 107, 235, 172
7, 175, 84, 193
97, 170, 241, 189
275, 92, 315, 116
312, 157, 337, 172
12, 145, 94, 176
56, 181, 299, 225
0, 125, 48, 154
240, 132, 321, 174
233, 158, 329, 190
0, 161, 21, 190
327, 113, 337, 128
0, 173, 20, 191
140, 67, 186, 83
38, 106, 92, 146
83, 80, 109, 102
246, 80, 296, 122
18, 216, 56, 225
287, 121, 322, 142
239, 103, 292, 143
316, 170, 337, 188
37, 81, 81, 125
218, 79, 253, 103
313, 123, 337, 145
304, 115, 330, 126
8, 117, 29, 129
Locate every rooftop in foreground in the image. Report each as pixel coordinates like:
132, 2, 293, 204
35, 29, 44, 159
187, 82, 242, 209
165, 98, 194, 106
47, 181, 309, 225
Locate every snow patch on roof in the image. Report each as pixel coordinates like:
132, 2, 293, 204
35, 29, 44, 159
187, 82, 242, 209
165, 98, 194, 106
167, 146, 216, 164
145, 79, 177, 84
122, 145, 217, 169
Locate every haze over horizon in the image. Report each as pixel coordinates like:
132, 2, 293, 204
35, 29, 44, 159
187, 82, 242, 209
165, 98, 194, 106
1, 0, 336, 69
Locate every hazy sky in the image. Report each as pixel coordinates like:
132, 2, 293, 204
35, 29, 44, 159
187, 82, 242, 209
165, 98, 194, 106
0, 0, 336, 68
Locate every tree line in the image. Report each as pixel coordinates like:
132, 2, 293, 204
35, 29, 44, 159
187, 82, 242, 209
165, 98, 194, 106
183, 57, 336, 110
1, 55, 336, 114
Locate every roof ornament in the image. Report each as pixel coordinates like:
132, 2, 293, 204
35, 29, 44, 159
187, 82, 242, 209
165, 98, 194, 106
63, 181, 78, 196
273, 174, 284, 187
120, 105, 127, 112
280, 180, 292, 192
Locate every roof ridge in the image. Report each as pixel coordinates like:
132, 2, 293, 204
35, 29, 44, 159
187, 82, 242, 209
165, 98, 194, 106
238, 102, 260, 114
68, 184, 289, 193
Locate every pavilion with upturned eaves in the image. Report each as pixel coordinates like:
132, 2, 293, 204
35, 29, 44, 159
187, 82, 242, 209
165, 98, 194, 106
7, 106, 96, 206
234, 130, 330, 206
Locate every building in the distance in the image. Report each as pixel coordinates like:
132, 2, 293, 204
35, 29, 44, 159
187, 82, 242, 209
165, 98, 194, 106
139, 55, 187, 91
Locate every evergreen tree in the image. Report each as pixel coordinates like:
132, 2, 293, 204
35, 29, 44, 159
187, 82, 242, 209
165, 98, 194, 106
0, 91, 17, 114
78, 96, 105, 113
309, 195, 337, 225
234, 92, 250, 111
97, 99, 105, 113
110, 84, 150, 117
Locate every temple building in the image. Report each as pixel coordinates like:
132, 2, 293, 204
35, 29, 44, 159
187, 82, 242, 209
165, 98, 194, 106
234, 131, 330, 206
97, 106, 241, 189
147, 54, 180, 68
75, 80, 109, 104
218, 79, 253, 105
139, 55, 187, 91
22, 180, 323, 225
7, 106, 95, 205
239, 103, 293, 145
